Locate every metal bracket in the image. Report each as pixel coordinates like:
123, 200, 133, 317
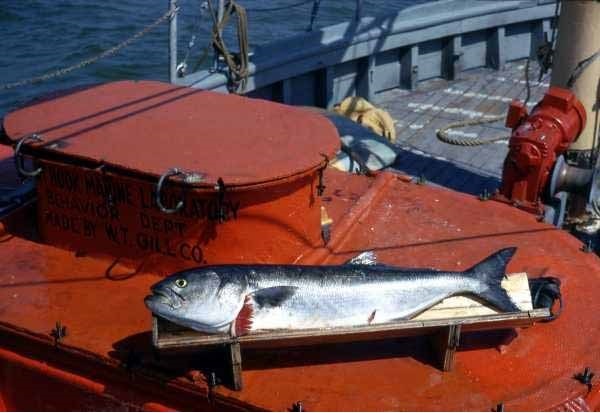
14, 134, 43, 178
50, 321, 67, 347
317, 154, 328, 196
156, 168, 185, 214
215, 177, 226, 223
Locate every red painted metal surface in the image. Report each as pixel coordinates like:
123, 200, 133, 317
1, 82, 599, 411
497, 87, 586, 213
2, 81, 339, 187
1, 82, 340, 273
1, 169, 600, 410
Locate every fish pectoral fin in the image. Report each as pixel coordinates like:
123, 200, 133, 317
345, 251, 377, 265
250, 286, 298, 308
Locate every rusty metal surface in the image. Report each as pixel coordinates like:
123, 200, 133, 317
2, 81, 339, 187
1, 167, 600, 410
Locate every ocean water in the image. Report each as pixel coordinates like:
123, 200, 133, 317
0, 0, 427, 118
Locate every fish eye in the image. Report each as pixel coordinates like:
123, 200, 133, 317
175, 279, 187, 288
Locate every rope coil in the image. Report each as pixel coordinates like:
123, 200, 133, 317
435, 115, 508, 147
207, 0, 249, 93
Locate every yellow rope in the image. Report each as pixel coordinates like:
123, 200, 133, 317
333, 97, 397, 143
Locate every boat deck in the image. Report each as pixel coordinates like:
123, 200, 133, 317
376, 59, 550, 195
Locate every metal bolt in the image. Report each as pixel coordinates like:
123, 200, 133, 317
50, 321, 67, 346
574, 367, 595, 390
321, 226, 331, 245
208, 371, 220, 388
291, 401, 304, 412
581, 240, 593, 253
479, 188, 490, 201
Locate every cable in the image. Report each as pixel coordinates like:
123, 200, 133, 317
523, 57, 531, 108
566, 49, 600, 89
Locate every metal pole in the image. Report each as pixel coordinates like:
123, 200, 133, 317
552, 1, 600, 161
169, 0, 178, 83
355, 0, 362, 21
212, 0, 225, 70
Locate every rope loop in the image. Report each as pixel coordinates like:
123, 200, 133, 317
207, 0, 249, 93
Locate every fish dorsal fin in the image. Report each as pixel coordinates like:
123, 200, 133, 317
345, 251, 377, 265
250, 286, 298, 308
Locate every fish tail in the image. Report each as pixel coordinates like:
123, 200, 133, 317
465, 247, 520, 312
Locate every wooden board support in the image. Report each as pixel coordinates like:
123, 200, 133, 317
151, 273, 550, 390
432, 324, 462, 372
227, 340, 243, 391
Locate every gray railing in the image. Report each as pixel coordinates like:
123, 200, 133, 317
173, 0, 557, 108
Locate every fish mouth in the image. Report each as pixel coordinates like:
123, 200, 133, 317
145, 286, 185, 310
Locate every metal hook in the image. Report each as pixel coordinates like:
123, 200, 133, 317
156, 168, 185, 214
317, 153, 328, 196
14, 134, 43, 178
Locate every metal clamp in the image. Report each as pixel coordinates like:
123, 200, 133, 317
156, 168, 185, 214
14, 134, 43, 178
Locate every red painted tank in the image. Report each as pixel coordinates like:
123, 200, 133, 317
0, 82, 599, 411
2, 81, 339, 274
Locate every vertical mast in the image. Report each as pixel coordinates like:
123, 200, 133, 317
551, 1, 600, 167
169, 0, 178, 83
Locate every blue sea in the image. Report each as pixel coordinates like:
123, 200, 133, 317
0, 0, 427, 117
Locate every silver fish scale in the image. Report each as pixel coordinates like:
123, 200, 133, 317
244, 266, 478, 331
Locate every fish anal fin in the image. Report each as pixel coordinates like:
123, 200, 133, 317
234, 296, 254, 336
345, 251, 377, 265
251, 286, 298, 308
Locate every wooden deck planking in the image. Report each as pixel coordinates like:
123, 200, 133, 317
376, 59, 550, 195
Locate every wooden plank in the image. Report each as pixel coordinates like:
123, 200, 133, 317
431, 324, 461, 371
154, 308, 549, 350
228, 341, 243, 391
415, 273, 531, 320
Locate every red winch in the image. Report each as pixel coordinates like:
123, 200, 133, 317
496, 87, 586, 214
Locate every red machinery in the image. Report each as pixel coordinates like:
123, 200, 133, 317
497, 87, 587, 214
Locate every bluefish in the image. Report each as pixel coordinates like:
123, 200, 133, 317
145, 248, 520, 335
